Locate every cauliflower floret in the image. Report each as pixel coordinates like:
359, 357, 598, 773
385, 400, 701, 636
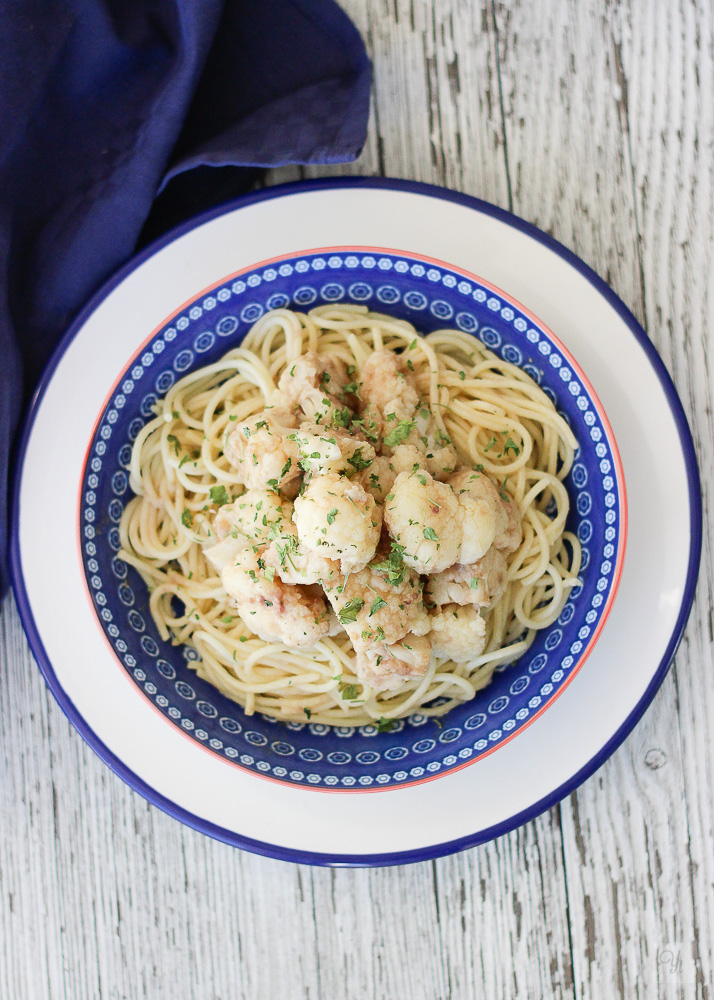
384, 470, 460, 574
359, 349, 420, 438
224, 415, 301, 493
426, 547, 508, 608
203, 535, 245, 574
278, 351, 348, 411
294, 473, 382, 573
495, 489, 522, 553
213, 489, 292, 543
355, 445, 425, 503
448, 468, 510, 563
263, 519, 339, 587
322, 552, 430, 651
205, 489, 292, 575
354, 634, 432, 691
277, 351, 354, 429
391, 405, 458, 478
288, 424, 376, 479
221, 547, 330, 646
429, 605, 486, 663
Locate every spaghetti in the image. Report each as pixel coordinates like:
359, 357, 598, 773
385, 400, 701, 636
119, 305, 581, 726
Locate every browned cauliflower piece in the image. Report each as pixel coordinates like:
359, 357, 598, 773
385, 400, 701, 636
224, 415, 301, 493
384, 470, 461, 574
425, 547, 508, 608
429, 605, 486, 662
293, 473, 382, 573
354, 633, 432, 691
221, 547, 330, 647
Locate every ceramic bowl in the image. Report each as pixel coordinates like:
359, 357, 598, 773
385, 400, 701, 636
79, 247, 626, 791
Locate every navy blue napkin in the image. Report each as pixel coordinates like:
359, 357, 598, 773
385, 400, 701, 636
1, 0, 370, 594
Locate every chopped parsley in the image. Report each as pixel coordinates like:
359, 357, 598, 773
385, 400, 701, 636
340, 683, 360, 701
181, 508, 194, 528
504, 437, 520, 457
369, 596, 387, 617
178, 454, 191, 469
166, 434, 180, 456
263, 567, 275, 583
209, 485, 231, 507
470, 577, 479, 589
372, 542, 406, 587
350, 416, 378, 442
484, 436, 498, 452
376, 717, 397, 733
423, 526, 439, 541
383, 418, 415, 448
280, 457, 292, 478
347, 449, 372, 472
303, 707, 312, 719
326, 508, 338, 525
220, 615, 235, 624
332, 407, 353, 429
337, 597, 365, 624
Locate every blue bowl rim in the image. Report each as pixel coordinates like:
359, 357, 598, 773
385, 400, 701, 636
76, 244, 627, 791
9, 177, 702, 867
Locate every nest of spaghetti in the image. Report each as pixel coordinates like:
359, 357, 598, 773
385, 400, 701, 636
120, 305, 581, 727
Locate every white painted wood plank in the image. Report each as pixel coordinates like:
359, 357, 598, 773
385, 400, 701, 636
303, 0, 510, 207
624, 0, 714, 993
496, 0, 712, 997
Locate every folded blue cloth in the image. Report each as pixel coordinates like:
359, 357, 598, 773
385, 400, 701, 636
1, 0, 370, 594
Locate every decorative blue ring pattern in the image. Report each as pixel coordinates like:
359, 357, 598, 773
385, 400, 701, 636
79, 248, 622, 790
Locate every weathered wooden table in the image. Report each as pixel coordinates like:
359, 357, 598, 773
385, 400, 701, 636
2, 2, 712, 997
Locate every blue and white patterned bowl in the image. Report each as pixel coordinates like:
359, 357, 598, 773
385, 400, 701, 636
80, 248, 626, 791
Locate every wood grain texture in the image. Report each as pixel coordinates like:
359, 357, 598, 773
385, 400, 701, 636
495, 1, 712, 997
2, 1, 713, 998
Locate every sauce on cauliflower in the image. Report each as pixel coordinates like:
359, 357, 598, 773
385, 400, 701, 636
210, 342, 526, 691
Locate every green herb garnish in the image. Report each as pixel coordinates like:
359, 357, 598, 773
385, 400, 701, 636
337, 597, 365, 624
371, 542, 406, 587
209, 485, 231, 507
383, 418, 415, 448
347, 449, 372, 472
369, 596, 387, 616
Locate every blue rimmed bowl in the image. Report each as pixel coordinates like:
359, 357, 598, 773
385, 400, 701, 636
80, 247, 626, 791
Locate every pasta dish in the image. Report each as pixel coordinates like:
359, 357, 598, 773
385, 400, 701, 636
119, 305, 581, 726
